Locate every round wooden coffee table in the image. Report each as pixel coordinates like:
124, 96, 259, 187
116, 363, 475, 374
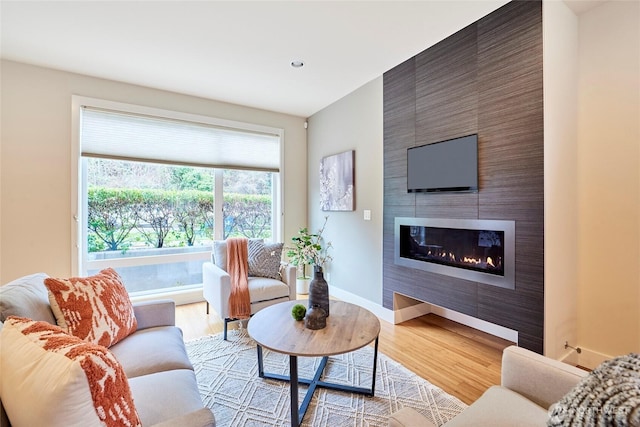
247, 299, 380, 427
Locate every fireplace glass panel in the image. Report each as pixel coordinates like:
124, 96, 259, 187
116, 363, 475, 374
400, 225, 505, 277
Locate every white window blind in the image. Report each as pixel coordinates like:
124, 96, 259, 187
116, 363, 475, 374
81, 107, 281, 172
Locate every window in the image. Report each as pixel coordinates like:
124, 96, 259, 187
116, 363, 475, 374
72, 97, 283, 296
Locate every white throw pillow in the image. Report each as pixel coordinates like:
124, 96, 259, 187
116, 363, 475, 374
0, 317, 141, 427
212, 240, 228, 271
212, 238, 263, 272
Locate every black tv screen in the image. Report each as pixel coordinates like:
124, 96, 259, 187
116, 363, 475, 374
407, 134, 478, 193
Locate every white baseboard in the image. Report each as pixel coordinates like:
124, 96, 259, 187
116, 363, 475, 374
328, 286, 395, 324
559, 349, 580, 366
574, 347, 613, 370
558, 344, 613, 370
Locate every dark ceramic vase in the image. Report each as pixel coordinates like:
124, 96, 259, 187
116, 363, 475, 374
308, 266, 330, 317
305, 304, 327, 330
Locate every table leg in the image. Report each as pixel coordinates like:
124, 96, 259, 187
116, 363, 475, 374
371, 336, 379, 395
257, 336, 379, 426
290, 355, 299, 427
257, 345, 264, 378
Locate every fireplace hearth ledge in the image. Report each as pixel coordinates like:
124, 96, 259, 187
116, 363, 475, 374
392, 293, 519, 343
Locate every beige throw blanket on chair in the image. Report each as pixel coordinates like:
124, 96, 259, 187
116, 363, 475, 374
227, 237, 251, 319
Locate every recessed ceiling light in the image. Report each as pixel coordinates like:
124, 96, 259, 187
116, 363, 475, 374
290, 60, 304, 68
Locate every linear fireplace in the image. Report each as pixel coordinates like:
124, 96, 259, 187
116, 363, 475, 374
394, 217, 515, 289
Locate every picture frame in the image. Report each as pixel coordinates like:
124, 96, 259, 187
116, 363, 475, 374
320, 150, 355, 211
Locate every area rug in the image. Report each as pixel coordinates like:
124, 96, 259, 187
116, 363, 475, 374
185, 330, 467, 426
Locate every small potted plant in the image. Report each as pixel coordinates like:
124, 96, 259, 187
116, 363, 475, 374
286, 216, 332, 294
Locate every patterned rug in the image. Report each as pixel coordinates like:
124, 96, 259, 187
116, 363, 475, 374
185, 330, 467, 426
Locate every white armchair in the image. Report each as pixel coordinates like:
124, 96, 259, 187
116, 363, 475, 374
202, 261, 296, 340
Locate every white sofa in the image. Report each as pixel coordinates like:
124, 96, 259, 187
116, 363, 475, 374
0, 273, 215, 427
202, 261, 296, 339
389, 345, 589, 427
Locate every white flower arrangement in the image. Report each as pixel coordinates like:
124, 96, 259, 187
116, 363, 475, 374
286, 216, 333, 278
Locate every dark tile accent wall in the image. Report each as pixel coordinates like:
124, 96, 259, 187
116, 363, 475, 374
382, 0, 544, 353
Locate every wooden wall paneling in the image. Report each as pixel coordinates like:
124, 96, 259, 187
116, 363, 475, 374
476, 0, 544, 350
415, 23, 478, 146
477, 220, 544, 352
517, 333, 544, 355
384, 57, 416, 117
383, 54, 416, 311
384, 177, 415, 207
384, 57, 415, 155
477, 124, 544, 221
383, 205, 416, 238
382, 206, 416, 310
477, 283, 543, 333
382, 0, 544, 352
477, 0, 543, 223
415, 192, 479, 219
411, 270, 478, 318
384, 146, 410, 179
413, 21, 480, 237
382, 206, 415, 270
383, 266, 417, 297
384, 57, 415, 183
477, 287, 543, 354
513, 220, 545, 291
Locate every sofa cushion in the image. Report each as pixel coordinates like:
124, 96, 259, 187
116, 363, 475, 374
128, 369, 206, 426
44, 267, 137, 347
248, 240, 284, 279
108, 325, 194, 378
0, 316, 141, 427
444, 386, 548, 427
0, 272, 56, 324
248, 276, 290, 303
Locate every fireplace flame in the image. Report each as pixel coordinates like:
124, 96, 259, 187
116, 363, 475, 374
458, 256, 497, 269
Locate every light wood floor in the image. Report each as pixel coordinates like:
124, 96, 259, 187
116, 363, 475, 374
175, 301, 513, 405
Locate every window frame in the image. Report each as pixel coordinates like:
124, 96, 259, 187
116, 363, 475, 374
71, 96, 285, 295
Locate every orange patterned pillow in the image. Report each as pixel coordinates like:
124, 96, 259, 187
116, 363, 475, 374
44, 268, 137, 347
0, 316, 141, 427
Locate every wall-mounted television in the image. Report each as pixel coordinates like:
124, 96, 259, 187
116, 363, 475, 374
407, 134, 478, 193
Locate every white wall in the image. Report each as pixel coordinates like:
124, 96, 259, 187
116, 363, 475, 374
576, 0, 640, 364
307, 77, 384, 305
543, 0, 580, 360
0, 60, 307, 283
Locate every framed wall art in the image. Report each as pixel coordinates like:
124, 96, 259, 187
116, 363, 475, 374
319, 150, 355, 211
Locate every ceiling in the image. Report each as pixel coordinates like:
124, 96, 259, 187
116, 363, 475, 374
1, 1, 603, 117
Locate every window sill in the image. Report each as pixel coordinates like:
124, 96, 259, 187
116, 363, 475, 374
130, 285, 204, 306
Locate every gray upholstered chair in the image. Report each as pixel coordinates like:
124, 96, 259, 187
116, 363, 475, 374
202, 240, 296, 340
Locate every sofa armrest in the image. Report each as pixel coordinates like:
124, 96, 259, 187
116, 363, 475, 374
133, 299, 176, 330
501, 345, 589, 409
280, 263, 297, 300
202, 262, 231, 320
150, 408, 215, 427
